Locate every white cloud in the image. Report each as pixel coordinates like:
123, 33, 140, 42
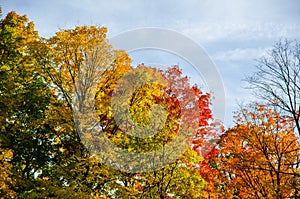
3, 0, 300, 41
212, 47, 271, 61
180, 22, 300, 44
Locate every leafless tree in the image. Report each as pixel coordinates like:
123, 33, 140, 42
246, 39, 300, 137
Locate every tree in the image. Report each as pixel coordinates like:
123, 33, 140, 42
0, 10, 218, 197
211, 104, 300, 198
38, 25, 134, 198
246, 39, 300, 137
0, 11, 64, 198
107, 149, 206, 198
0, 148, 16, 198
43, 22, 215, 196
45, 41, 213, 195
94, 65, 211, 198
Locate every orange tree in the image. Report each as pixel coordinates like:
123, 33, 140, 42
205, 104, 300, 198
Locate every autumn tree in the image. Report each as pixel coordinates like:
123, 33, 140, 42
44, 22, 215, 197
93, 65, 212, 198
0, 148, 16, 198
0, 10, 219, 197
0, 11, 65, 198
246, 39, 300, 136
211, 104, 300, 198
0, 11, 93, 199
28, 25, 132, 198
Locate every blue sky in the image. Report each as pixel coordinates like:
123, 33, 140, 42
2, 0, 300, 127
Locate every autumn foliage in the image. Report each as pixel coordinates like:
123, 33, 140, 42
202, 104, 300, 198
0, 11, 219, 198
1, 10, 300, 199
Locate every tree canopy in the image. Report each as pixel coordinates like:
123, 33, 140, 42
0, 11, 218, 198
1, 10, 300, 199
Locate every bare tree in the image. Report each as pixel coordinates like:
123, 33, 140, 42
246, 39, 300, 137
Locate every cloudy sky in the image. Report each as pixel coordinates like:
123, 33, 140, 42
2, 0, 300, 127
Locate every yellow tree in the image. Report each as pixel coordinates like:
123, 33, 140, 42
0, 148, 16, 198
38, 25, 132, 198
39, 23, 216, 197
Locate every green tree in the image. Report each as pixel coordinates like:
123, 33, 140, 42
0, 11, 62, 198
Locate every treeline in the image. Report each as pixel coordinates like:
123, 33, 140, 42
0, 10, 299, 199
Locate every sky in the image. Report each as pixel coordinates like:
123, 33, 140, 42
2, 0, 300, 127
